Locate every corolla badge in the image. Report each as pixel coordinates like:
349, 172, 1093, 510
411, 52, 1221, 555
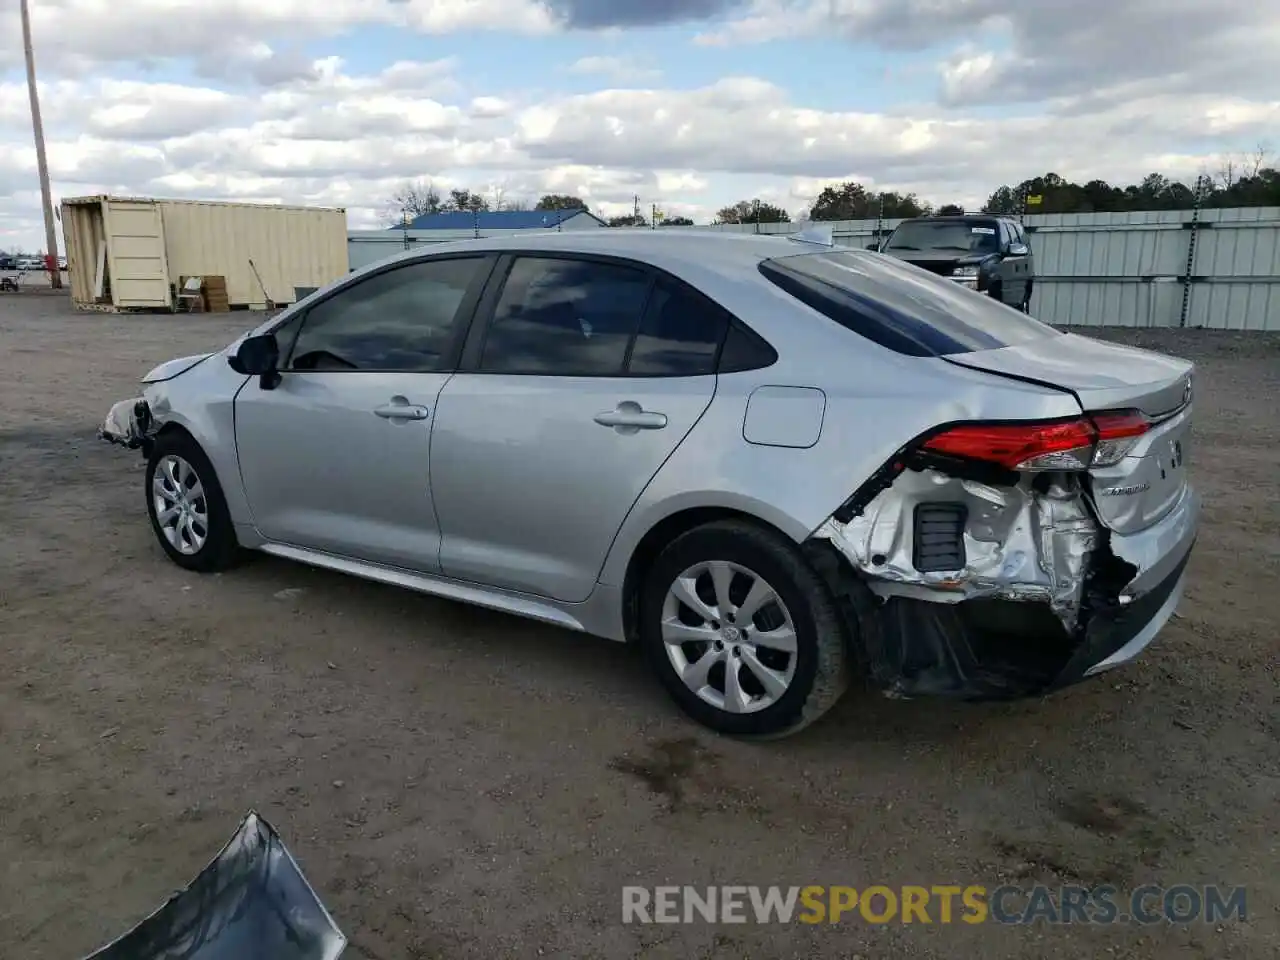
1101, 483, 1151, 496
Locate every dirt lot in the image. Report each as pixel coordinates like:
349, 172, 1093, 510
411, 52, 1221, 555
1, 293, 1276, 959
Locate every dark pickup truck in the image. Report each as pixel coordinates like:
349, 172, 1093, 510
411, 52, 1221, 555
872, 214, 1034, 312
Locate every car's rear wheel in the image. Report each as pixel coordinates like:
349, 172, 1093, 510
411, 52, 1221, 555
145, 432, 241, 572
639, 520, 851, 738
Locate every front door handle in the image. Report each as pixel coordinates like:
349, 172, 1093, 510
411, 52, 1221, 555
373, 399, 430, 421
594, 401, 668, 433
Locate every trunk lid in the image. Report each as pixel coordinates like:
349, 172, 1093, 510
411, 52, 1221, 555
944, 333, 1194, 535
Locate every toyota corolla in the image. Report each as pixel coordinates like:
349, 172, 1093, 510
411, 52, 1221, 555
101, 229, 1198, 737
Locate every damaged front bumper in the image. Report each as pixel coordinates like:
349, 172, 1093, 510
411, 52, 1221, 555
814, 466, 1198, 700
100, 396, 155, 451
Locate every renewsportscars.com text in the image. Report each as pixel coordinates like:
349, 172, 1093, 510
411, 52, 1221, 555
622, 884, 1247, 926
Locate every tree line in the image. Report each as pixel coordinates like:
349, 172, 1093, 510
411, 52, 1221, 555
389, 152, 1279, 228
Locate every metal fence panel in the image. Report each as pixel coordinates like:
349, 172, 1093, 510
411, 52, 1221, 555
346, 209, 1280, 330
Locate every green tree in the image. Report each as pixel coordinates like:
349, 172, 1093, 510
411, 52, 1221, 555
659, 216, 695, 226
445, 189, 488, 212
536, 194, 589, 211
607, 214, 647, 227
715, 199, 790, 224
808, 182, 928, 220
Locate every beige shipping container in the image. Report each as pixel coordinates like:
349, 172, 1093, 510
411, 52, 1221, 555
61, 196, 348, 311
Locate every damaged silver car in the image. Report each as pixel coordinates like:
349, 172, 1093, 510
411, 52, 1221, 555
101, 229, 1198, 737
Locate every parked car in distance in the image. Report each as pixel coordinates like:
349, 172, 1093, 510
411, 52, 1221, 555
872, 214, 1034, 312
100, 229, 1196, 738
16, 255, 44, 271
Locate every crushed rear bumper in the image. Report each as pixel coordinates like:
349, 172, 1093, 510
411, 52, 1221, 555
812, 467, 1199, 701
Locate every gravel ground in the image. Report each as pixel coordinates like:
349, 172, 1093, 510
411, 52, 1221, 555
1, 293, 1277, 959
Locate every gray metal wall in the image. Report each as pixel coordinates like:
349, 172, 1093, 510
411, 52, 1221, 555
347, 208, 1280, 330
677, 209, 1280, 330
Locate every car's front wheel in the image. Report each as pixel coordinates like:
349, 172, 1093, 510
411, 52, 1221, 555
639, 520, 851, 738
145, 432, 241, 572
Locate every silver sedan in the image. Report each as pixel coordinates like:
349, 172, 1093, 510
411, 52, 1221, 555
101, 228, 1198, 737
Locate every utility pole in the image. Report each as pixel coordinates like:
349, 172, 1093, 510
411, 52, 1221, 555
20, 0, 61, 289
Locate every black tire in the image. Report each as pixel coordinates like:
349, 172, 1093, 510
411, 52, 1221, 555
986, 282, 1005, 306
145, 431, 242, 572
638, 520, 851, 738
1021, 282, 1034, 313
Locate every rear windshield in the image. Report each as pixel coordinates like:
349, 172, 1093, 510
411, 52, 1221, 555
758, 249, 1060, 357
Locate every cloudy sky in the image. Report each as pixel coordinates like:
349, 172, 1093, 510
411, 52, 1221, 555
1, 0, 1277, 249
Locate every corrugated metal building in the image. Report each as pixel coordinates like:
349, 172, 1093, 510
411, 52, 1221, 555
346, 207, 1278, 330
669, 209, 1280, 330
62, 196, 349, 312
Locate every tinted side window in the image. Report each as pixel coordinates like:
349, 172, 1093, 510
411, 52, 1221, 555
627, 281, 728, 376
718, 322, 778, 373
480, 257, 652, 375
758, 250, 1060, 357
288, 258, 484, 372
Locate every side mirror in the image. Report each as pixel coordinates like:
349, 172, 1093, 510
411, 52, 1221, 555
1007, 242, 1029, 257
228, 333, 280, 379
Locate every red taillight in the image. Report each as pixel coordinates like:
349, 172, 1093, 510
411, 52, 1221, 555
1090, 410, 1150, 466
921, 410, 1150, 472
923, 419, 1096, 471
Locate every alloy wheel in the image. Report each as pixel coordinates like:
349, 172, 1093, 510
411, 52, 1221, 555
661, 560, 798, 714
152, 454, 209, 555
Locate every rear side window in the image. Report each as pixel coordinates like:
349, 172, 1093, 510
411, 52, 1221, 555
628, 281, 728, 376
479, 257, 652, 375
758, 250, 1060, 357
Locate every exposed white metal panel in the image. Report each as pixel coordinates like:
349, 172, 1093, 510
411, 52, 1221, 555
61, 197, 107, 306
102, 198, 171, 308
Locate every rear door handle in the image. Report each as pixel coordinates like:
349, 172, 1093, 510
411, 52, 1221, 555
374, 400, 430, 421
594, 402, 667, 432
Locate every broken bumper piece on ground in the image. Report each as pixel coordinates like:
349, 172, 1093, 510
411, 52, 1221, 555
100, 397, 153, 450
84, 811, 346, 960
815, 466, 1197, 701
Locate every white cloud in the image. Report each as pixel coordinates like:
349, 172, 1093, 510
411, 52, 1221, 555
567, 56, 662, 83
0, 0, 552, 76
698, 0, 1280, 107
0, 0, 1275, 249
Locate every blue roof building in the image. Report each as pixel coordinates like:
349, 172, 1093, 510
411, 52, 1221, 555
400, 209, 607, 231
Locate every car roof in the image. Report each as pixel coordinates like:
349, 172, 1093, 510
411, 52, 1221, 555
364, 228, 826, 284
